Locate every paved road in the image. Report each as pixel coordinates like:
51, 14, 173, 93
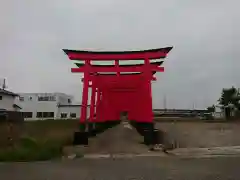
1, 156, 240, 180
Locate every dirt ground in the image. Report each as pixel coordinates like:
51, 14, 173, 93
64, 121, 240, 156
156, 121, 240, 148
65, 122, 150, 155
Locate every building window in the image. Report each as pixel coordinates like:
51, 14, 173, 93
37, 112, 54, 118
61, 113, 67, 118
38, 96, 49, 101
37, 112, 43, 118
38, 96, 56, 101
19, 97, 24, 101
43, 112, 48, 118
49, 112, 54, 118
70, 113, 76, 118
29, 96, 32, 101
0, 96, 2, 100
22, 112, 33, 118
49, 96, 56, 101
68, 99, 72, 104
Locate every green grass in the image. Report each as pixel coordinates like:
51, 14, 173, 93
0, 120, 79, 162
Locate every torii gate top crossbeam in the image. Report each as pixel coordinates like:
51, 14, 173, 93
63, 47, 173, 60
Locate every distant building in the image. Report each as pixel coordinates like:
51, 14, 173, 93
153, 108, 208, 118
213, 106, 224, 118
57, 104, 90, 120
0, 89, 21, 111
16, 92, 90, 120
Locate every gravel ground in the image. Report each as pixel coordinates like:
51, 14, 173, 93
1, 156, 240, 180
84, 122, 148, 154
156, 122, 240, 148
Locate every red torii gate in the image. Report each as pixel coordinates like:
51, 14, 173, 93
63, 47, 173, 145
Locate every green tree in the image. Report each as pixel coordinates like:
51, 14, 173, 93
219, 87, 237, 106
218, 86, 240, 118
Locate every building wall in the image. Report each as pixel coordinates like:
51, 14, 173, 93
57, 106, 90, 119
16, 93, 74, 120
213, 106, 224, 118
56, 93, 74, 105
0, 94, 15, 111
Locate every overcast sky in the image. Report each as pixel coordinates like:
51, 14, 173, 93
0, 0, 239, 109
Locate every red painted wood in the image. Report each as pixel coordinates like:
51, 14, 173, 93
88, 72, 153, 123
80, 60, 90, 123
95, 89, 101, 122
64, 48, 172, 60
115, 60, 120, 77
89, 84, 96, 122
89, 74, 156, 81
63, 47, 173, 123
71, 66, 164, 73
94, 79, 153, 122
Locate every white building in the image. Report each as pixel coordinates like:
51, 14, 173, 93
57, 104, 90, 120
0, 89, 21, 111
16, 92, 90, 120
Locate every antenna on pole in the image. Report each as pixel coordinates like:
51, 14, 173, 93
0, 78, 7, 90
2, 79, 6, 90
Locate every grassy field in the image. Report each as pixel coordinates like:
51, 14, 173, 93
0, 120, 78, 161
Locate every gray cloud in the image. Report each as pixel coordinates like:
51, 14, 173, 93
0, 0, 239, 109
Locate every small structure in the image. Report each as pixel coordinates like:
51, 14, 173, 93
0, 89, 21, 111
63, 47, 173, 145
0, 89, 23, 123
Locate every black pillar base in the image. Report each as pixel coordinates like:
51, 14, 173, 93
94, 121, 121, 135
89, 129, 97, 137
73, 132, 88, 145
134, 122, 154, 136
143, 129, 162, 145
132, 122, 163, 145
88, 123, 97, 137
